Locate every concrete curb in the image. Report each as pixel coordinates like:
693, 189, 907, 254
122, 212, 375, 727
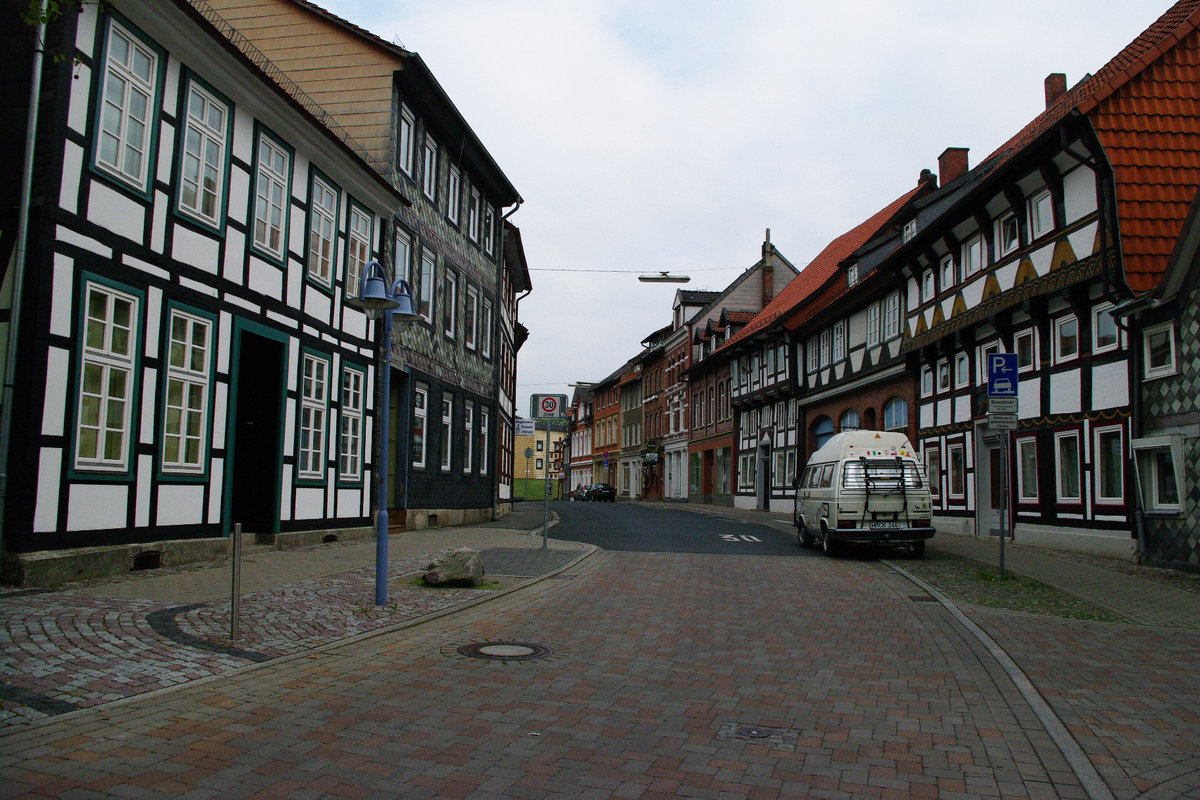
884, 559, 1117, 800
0, 538, 598, 739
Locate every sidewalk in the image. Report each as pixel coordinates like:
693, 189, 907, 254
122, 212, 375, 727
0, 504, 584, 730
643, 500, 1200, 628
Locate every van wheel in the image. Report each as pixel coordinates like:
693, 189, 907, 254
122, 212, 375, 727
908, 541, 925, 558
820, 525, 839, 557
796, 520, 815, 548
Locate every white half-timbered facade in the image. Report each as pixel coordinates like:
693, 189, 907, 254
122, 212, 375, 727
2, 0, 406, 581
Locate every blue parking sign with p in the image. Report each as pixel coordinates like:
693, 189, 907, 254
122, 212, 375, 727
987, 353, 1018, 397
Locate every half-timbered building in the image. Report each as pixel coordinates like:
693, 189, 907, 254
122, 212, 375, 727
899, 0, 1200, 557
2, 0, 405, 583
204, 0, 526, 529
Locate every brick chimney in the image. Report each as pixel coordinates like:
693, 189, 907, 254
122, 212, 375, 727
938, 147, 969, 187
1044, 72, 1067, 108
762, 228, 775, 305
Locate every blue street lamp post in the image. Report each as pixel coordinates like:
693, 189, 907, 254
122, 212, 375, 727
346, 260, 421, 606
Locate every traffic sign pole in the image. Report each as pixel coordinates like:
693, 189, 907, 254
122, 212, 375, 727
986, 353, 1018, 576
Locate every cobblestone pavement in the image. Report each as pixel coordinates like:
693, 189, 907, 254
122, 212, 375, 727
3, 551, 1103, 800
1, 526, 586, 729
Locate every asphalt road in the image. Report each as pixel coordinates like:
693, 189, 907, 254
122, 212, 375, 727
551, 500, 811, 556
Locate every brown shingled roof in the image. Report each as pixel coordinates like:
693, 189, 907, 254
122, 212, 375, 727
717, 181, 928, 352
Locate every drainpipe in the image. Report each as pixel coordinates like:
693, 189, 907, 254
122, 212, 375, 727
0, 1, 50, 564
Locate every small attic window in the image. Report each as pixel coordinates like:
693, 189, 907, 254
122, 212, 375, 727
903, 219, 918, 243
847, 263, 859, 287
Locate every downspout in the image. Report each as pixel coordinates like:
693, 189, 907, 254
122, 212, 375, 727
0, 1, 50, 563
1060, 119, 1147, 561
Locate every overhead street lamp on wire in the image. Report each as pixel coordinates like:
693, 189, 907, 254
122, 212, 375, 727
637, 272, 690, 283
345, 260, 422, 606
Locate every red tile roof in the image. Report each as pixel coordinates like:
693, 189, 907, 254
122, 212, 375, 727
980, 0, 1200, 293
716, 183, 926, 352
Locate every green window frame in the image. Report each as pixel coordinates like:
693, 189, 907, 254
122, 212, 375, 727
338, 366, 366, 483
161, 307, 214, 475
93, 16, 163, 195
176, 75, 231, 227
297, 351, 330, 482
250, 128, 292, 263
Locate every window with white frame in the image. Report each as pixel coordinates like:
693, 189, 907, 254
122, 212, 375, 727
463, 401, 474, 473
440, 394, 453, 471
840, 409, 860, 431
411, 384, 428, 468
902, 219, 917, 243
884, 397, 907, 431
962, 235, 984, 276
479, 407, 490, 475
1029, 189, 1054, 238
1055, 430, 1081, 502
940, 254, 956, 289
947, 442, 965, 498
298, 354, 329, 480
847, 263, 859, 287
465, 286, 479, 350
96, 21, 158, 190
76, 283, 139, 471
1053, 315, 1079, 363
977, 341, 999, 378
1094, 426, 1124, 504
937, 358, 950, 392
1016, 436, 1038, 502
832, 320, 846, 362
398, 104, 415, 176
443, 268, 458, 339
162, 310, 211, 473
308, 175, 337, 286
866, 302, 881, 347
447, 165, 461, 224
923, 270, 935, 303
884, 292, 901, 340
1092, 303, 1118, 353
481, 299, 493, 358
395, 228, 412, 291
467, 187, 481, 242
1143, 322, 1177, 379
346, 205, 371, 297
1016, 328, 1037, 372
416, 248, 435, 322
996, 212, 1019, 257
252, 134, 289, 259
178, 82, 227, 224
422, 135, 438, 200
954, 352, 969, 389
921, 365, 933, 397
339, 368, 364, 481
819, 328, 831, 368
483, 205, 496, 255
924, 446, 941, 497
1131, 436, 1182, 513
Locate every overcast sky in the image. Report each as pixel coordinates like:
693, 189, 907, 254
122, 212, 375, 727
320, 0, 1168, 418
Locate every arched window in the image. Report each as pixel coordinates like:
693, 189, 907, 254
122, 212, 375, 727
884, 397, 908, 431
839, 409, 860, 431
812, 415, 834, 448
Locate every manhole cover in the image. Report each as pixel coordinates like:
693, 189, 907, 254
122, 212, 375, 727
456, 641, 554, 661
736, 726, 772, 739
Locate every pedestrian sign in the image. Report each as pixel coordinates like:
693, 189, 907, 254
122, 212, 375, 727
986, 353, 1018, 397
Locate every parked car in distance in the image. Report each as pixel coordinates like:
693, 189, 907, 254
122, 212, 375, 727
570, 485, 589, 501
586, 483, 616, 502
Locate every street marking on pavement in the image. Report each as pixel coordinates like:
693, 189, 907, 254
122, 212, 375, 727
720, 534, 762, 543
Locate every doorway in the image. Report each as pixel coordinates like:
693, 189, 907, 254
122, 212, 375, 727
227, 329, 286, 535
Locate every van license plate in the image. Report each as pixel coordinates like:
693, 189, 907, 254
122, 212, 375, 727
871, 521, 902, 529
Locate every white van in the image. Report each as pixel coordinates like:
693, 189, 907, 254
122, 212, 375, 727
794, 430, 934, 557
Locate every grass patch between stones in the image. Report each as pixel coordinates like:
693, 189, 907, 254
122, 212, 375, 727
895, 551, 1127, 622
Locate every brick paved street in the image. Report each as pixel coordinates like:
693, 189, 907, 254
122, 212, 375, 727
0, 548, 1147, 800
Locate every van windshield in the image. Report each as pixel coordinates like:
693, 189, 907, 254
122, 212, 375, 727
841, 459, 924, 491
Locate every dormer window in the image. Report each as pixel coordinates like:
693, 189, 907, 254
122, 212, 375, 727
847, 263, 859, 287
902, 219, 917, 243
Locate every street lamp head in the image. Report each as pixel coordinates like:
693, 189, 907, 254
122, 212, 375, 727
638, 272, 690, 283
347, 261, 401, 320
389, 279, 422, 322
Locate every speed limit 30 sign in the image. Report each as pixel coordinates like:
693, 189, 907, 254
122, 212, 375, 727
531, 394, 567, 419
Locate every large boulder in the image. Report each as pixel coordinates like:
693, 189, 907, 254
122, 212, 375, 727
423, 548, 485, 587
